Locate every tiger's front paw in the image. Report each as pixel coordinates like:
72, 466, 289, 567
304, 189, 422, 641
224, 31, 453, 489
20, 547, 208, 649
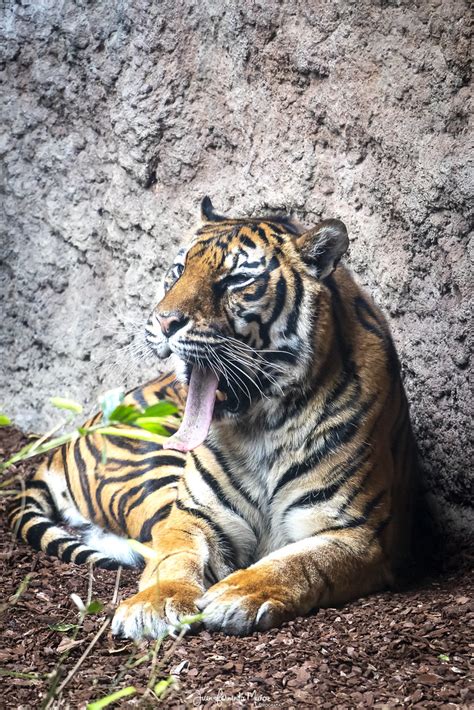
112, 581, 202, 640
197, 569, 293, 636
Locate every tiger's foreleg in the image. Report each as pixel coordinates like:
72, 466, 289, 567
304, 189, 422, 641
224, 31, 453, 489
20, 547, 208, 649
198, 529, 392, 635
111, 508, 220, 640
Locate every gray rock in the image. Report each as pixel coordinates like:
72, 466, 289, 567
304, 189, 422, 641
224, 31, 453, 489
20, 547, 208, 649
0, 1, 471, 533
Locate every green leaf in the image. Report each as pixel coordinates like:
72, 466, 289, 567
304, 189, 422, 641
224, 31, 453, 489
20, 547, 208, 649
86, 600, 104, 615
177, 612, 205, 626
49, 622, 79, 633
50, 397, 83, 414
438, 654, 450, 662
87, 686, 137, 710
0, 413, 11, 426
154, 677, 174, 698
127, 539, 159, 560
108, 404, 141, 424
0, 431, 81, 473
99, 389, 125, 423
134, 418, 170, 436
143, 401, 178, 417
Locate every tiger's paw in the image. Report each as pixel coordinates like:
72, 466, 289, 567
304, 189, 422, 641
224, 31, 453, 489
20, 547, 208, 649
111, 581, 202, 640
197, 569, 293, 636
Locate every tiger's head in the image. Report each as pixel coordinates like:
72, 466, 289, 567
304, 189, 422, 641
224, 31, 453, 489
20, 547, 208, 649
146, 197, 348, 451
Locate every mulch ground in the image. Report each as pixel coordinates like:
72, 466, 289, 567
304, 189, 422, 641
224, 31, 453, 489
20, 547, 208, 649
0, 427, 472, 709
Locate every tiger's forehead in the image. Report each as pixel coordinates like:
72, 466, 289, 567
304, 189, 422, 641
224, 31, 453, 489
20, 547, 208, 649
183, 221, 286, 270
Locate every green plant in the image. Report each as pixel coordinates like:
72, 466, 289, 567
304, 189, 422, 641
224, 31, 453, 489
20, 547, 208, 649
0, 390, 193, 707
0, 389, 179, 473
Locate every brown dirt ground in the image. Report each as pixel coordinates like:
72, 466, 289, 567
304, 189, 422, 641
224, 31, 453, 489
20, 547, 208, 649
0, 427, 472, 709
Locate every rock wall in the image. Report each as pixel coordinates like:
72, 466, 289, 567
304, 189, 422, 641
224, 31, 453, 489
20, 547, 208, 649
0, 1, 471, 525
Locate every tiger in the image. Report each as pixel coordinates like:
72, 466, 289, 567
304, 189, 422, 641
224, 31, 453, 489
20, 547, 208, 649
9, 197, 418, 638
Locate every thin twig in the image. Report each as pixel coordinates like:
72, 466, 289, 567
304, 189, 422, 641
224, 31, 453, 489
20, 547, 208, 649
0, 668, 47, 681
12, 475, 26, 538
48, 618, 111, 705
111, 566, 122, 606
86, 563, 94, 608
146, 637, 165, 691
43, 567, 122, 709
0, 572, 34, 614
148, 626, 187, 688
28, 418, 67, 456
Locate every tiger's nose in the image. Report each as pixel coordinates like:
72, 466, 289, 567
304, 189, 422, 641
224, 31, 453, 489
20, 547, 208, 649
157, 311, 189, 338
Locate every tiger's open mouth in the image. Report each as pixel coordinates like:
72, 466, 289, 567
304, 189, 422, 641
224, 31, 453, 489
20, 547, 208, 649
163, 364, 240, 453
162, 366, 218, 452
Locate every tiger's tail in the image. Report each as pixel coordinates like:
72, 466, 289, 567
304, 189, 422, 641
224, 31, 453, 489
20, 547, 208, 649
9, 462, 142, 570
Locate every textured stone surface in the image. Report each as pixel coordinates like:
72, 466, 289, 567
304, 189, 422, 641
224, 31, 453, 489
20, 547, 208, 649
0, 1, 471, 521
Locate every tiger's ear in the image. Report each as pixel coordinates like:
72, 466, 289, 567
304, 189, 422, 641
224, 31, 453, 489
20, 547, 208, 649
200, 196, 225, 222
295, 219, 349, 279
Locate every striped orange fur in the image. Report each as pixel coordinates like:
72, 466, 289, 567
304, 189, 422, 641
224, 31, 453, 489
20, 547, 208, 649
10, 198, 417, 638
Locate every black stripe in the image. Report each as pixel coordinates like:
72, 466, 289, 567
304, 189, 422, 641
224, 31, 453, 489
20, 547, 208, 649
99, 457, 184, 487
9, 495, 52, 519
240, 235, 257, 250
25, 521, 52, 549
61, 541, 84, 562
272, 396, 375, 499
255, 226, 269, 245
205, 567, 219, 586
108, 488, 123, 528
328, 538, 360, 559
316, 489, 387, 535
11, 509, 39, 533
338, 466, 375, 515
182, 477, 205, 509
90, 412, 103, 425
103, 451, 183, 471
241, 273, 270, 303
96, 466, 162, 524
45, 536, 77, 557
312, 560, 334, 592
354, 297, 399, 379
205, 444, 259, 507
74, 549, 95, 565
267, 292, 357, 433
124, 475, 180, 520
174, 500, 236, 569
138, 503, 173, 542
191, 453, 243, 518
258, 274, 286, 347
83, 434, 102, 464
283, 269, 304, 338
23, 481, 59, 520
62, 445, 72, 497
363, 489, 386, 517
95, 557, 122, 570
73, 438, 96, 522
263, 347, 298, 368
285, 444, 371, 513
25, 480, 51, 492
11, 494, 42, 510
102, 437, 160, 455
316, 517, 366, 535
131, 388, 149, 410
266, 219, 300, 236
240, 260, 264, 270
95, 454, 185, 512
371, 515, 391, 543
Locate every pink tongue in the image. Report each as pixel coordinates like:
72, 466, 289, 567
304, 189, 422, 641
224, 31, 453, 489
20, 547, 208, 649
163, 367, 219, 452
